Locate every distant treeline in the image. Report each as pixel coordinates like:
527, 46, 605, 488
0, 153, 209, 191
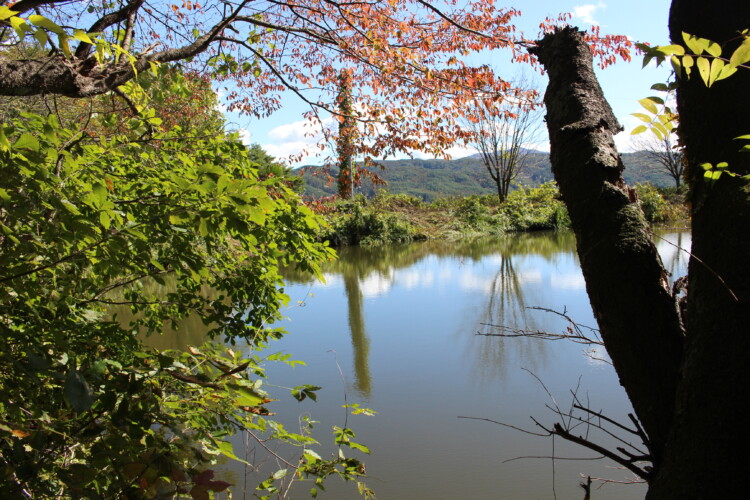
298, 151, 675, 201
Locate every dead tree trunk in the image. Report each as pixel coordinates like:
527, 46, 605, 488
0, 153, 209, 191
529, 27, 685, 468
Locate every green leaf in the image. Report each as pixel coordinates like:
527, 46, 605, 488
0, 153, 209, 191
0, 6, 19, 20
631, 125, 648, 135
696, 56, 711, 86
99, 211, 111, 230
348, 441, 371, 454
28, 14, 65, 35
638, 98, 658, 114
705, 40, 722, 57
716, 63, 738, 82
33, 28, 49, 48
73, 29, 94, 44
14, 133, 40, 152
681, 54, 694, 77
58, 33, 72, 58
0, 127, 10, 151
9, 16, 30, 40
65, 369, 94, 413
683, 32, 709, 55
729, 37, 750, 68
229, 384, 265, 407
656, 44, 685, 56
708, 59, 725, 86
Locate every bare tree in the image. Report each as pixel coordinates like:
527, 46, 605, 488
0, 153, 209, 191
466, 80, 543, 202
635, 132, 684, 188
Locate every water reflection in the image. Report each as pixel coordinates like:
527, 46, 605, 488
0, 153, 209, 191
121, 229, 687, 499
282, 231, 581, 396
343, 270, 371, 396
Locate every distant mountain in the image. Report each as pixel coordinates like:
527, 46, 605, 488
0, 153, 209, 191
298, 150, 675, 201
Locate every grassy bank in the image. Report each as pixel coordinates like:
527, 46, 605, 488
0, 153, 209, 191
317, 182, 690, 246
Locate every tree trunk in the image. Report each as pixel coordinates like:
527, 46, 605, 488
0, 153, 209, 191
645, 2, 750, 497
529, 27, 685, 468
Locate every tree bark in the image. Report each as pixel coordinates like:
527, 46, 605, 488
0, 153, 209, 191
645, 2, 750, 497
529, 27, 685, 467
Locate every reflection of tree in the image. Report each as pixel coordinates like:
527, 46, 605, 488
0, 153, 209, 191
343, 272, 371, 397
282, 231, 580, 390
658, 231, 690, 284
466, 235, 556, 385
283, 230, 578, 284
484, 255, 529, 331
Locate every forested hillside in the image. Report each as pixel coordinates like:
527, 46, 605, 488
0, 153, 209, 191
299, 151, 675, 200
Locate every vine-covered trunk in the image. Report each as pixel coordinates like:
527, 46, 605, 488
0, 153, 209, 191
530, 27, 684, 467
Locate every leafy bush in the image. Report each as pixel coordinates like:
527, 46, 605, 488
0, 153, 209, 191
635, 182, 669, 222
0, 86, 373, 497
322, 196, 416, 246
455, 196, 490, 227
499, 182, 571, 231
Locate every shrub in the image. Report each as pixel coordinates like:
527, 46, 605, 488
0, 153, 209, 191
322, 197, 416, 246
499, 182, 570, 231
635, 183, 669, 223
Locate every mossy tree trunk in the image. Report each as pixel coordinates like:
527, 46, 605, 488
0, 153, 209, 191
646, 2, 750, 497
531, 2, 750, 494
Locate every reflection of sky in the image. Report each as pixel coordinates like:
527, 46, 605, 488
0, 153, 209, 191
325, 253, 588, 298
262, 233, 675, 500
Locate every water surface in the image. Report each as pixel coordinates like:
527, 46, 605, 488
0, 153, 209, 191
238, 230, 689, 499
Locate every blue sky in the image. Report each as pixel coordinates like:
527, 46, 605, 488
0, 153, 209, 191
222, 1, 674, 166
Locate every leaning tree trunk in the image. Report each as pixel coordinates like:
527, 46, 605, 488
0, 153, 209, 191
645, 2, 750, 498
529, 28, 685, 469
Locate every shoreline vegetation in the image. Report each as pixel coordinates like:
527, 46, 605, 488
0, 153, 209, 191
315, 181, 690, 246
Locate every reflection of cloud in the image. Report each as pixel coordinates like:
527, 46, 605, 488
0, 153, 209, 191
584, 345, 611, 366
360, 271, 394, 298
397, 269, 435, 290
573, 2, 606, 25
517, 269, 542, 285
550, 273, 586, 290
320, 273, 343, 287
459, 272, 493, 293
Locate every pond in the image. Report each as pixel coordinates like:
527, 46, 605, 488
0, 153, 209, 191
145, 229, 690, 499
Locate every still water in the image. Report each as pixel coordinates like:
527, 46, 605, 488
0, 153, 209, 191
140, 229, 689, 499
223, 230, 688, 500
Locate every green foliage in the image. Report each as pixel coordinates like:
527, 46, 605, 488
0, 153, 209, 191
0, 71, 377, 498
635, 182, 669, 223
636, 31, 750, 87
634, 183, 688, 224
636, 31, 750, 188
247, 143, 305, 193
321, 195, 417, 246
498, 182, 571, 231
454, 196, 493, 228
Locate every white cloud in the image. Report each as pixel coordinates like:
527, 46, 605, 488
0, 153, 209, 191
260, 117, 336, 165
237, 128, 252, 145
268, 119, 315, 141
572, 2, 607, 25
